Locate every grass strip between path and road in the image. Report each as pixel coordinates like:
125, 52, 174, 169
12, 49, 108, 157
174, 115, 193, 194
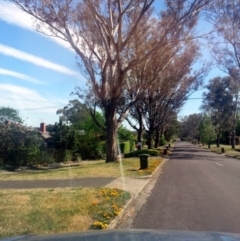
0, 187, 131, 238
0, 157, 162, 181
201, 144, 240, 159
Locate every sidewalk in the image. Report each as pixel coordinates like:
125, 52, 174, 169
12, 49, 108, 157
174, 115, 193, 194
106, 159, 167, 229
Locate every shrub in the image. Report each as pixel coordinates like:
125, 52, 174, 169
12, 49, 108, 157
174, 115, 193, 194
120, 141, 130, 154
72, 152, 81, 161
124, 149, 159, 158
78, 141, 104, 160
37, 151, 54, 164
54, 150, 72, 163
159, 137, 167, 146
130, 141, 135, 151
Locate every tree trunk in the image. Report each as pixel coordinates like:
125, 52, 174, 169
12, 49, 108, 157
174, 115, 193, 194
232, 131, 235, 149
137, 127, 143, 150
105, 109, 118, 163
147, 129, 154, 149
154, 130, 160, 148
216, 131, 220, 148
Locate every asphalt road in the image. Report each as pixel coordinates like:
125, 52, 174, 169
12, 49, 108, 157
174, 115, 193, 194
132, 142, 240, 233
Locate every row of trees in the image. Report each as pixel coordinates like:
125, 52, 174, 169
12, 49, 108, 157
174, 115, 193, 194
8, 0, 240, 162
180, 76, 240, 148
10, 0, 209, 162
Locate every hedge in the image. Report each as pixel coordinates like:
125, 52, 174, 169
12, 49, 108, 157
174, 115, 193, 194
124, 149, 159, 158
120, 141, 130, 154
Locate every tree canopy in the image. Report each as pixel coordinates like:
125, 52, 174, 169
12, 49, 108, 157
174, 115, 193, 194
0, 107, 23, 123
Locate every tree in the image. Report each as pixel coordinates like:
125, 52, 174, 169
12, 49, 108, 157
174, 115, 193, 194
180, 114, 202, 141
206, 0, 240, 83
142, 39, 206, 149
56, 100, 90, 125
201, 76, 239, 148
0, 122, 43, 167
11, 0, 209, 162
0, 107, 23, 123
164, 115, 181, 142
198, 115, 216, 148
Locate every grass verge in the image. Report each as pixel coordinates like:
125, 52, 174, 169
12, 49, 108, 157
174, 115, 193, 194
201, 144, 240, 159
0, 157, 162, 181
0, 187, 130, 238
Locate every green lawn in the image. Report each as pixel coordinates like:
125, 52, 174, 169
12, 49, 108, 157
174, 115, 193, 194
0, 157, 162, 181
0, 187, 130, 238
201, 144, 240, 159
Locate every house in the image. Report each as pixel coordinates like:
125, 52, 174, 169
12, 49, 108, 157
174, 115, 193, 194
38, 122, 51, 139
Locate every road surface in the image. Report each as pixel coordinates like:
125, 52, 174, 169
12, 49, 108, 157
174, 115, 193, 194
132, 142, 240, 233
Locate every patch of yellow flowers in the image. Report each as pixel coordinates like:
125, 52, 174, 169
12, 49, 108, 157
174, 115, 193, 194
92, 221, 108, 229
90, 188, 125, 230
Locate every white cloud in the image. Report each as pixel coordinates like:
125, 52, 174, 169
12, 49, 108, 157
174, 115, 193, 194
0, 44, 80, 77
0, 68, 44, 84
0, 1, 71, 50
0, 83, 67, 126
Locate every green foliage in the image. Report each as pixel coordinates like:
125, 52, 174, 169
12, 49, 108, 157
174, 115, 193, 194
37, 151, 54, 164
180, 114, 202, 140
124, 149, 159, 158
235, 119, 240, 136
54, 102, 106, 160
120, 141, 130, 154
53, 150, 72, 163
198, 115, 216, 145
118, 126, 134, 142
0, 123, 44, 167
130, 141, 135, 151
159, 137, 167, 146
56, 100, 90, 124
78, 139, 104, 160
0, 107, 23, 123
201, 76, 238, 132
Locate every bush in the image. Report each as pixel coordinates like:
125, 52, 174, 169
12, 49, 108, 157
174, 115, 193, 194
159, 137, 167, 146
37, 151, 54, 164
124, 149, 159, 158
120, 141, 130, 154
72, 152, 81, 161
54, 150, 72, 163
130, 141, 135, 151
78, 141, 104, 160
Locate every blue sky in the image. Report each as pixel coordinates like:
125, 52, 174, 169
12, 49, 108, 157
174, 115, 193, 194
0, 1, 225, 128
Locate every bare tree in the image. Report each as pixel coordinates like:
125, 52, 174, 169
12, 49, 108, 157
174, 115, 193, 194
143, 40, 207, 149
10, 0, 209, 162
206, 0, 240, 82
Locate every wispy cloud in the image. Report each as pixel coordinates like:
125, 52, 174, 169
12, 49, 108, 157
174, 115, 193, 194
0, 83, 68, 126
0, 44, 80, 77
0, 1, 71, 50
0, 68, 44, 85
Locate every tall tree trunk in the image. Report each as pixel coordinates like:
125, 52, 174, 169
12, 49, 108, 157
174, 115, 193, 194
137, 127, 143, 150
154, 130, 160, 148
229, 130, 231, 145
216, 131, 220, 148
147, 129, 154, 149
105, 109, 118, 163
232, 131, 236, 149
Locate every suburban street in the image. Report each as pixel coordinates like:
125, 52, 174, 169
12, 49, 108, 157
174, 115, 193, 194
132, 142, 240, 233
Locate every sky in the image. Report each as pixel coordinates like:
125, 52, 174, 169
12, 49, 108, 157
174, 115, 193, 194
0, 1, 225, 128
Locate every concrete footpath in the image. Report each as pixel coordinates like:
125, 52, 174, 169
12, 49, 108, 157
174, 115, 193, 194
0, 159, 167, 228
107, 159, 167, 228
